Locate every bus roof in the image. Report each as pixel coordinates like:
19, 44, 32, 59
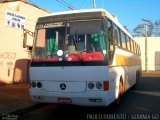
37, 9, 134, 40
41, 9, 106, 17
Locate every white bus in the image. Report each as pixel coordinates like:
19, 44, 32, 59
29, 9, 141, 106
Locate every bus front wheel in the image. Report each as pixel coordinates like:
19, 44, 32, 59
116, 77, 124, 104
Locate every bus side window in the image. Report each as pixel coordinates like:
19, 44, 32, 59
130, 39, 133, 52
107, 20, 114, 63
113, 25, 121, 47
126, 36, 131, 51
132, 41, 135, 53
107, 21, 113, 50
135, 43, 138, 54
136, 43, 138, 54
120, 31, 127, 49
108, 27, 114, 51
139, 46, 141, 55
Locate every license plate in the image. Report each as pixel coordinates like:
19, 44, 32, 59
58, 98, 72, 104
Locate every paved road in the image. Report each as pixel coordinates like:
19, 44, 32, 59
5, 77, 160, 120
0, 83, 33, 114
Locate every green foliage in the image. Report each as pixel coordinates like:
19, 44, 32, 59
133, 20, 160, 37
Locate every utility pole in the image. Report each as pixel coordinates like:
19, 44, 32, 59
142, 19, 150, 72
93, 0, 96, 8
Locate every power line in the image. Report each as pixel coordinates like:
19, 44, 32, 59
56, 0, 77, 10
61, 0, 77, 10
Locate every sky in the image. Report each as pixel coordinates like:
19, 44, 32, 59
29, 0, 160, 33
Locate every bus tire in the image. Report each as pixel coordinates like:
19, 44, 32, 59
116, 77, 123, 104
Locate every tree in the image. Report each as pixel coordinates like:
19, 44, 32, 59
133, 20, 154, 37
154, 20, 160, 37
133, 19, 160, 37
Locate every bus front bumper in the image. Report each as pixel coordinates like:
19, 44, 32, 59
29, 89, 112, 106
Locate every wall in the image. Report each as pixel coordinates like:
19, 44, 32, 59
135, 37, 160, 71
0, 1, 51, 83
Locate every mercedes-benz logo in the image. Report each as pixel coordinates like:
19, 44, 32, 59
60, 83, 66, 90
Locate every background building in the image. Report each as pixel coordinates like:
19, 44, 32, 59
135, 37, 160, 71
0, 0, 51, 84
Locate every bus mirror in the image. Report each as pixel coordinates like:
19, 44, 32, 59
57, 50, 63, 56
23, 29, 35, 48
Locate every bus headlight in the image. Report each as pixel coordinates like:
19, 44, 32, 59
96, 82, 102, 89
87, 81, 109, 91
88, 82, 94, 89
31, 81, 43, 89
37, 82, 42, 88
31, 81, 36, 88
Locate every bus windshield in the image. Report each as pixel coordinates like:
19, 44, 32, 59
33, 19, 107, 62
